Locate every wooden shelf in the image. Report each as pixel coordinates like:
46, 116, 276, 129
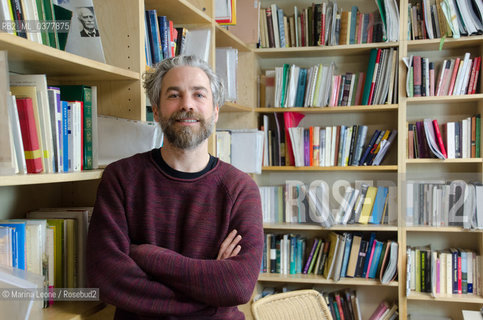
221, 101, 254, 112
407, 35, 483, 51
43, 301, 106, 320
0, 170, 103, 187
144, 0, 211, 25
407, 292, 483, 304
263, 223, 398, 232
256, 105, 398, 114
258, 273, 398, 287
215, 25, 251, 52
405, 158, 483, 164
406, 226, 483, 233
406, 94, 483, 104
262, 165, 398, 171
0, 34, 139, 81
254, 42, 399, 58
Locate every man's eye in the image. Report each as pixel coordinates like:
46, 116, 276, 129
168, 94, 179, 98
195, 93, 205, 98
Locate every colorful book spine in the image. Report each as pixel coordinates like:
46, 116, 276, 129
16, 98, 43, 173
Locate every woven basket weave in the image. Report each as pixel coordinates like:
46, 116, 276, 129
251, 289, 334, 320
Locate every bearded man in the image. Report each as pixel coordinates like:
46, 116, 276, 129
86, 55, 264, 320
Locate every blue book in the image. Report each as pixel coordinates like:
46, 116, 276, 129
146, 10, 162, 64
340, 233, 353, 278
295, 68, 307, 107
349, 6, 359, 44
461, 251, 468, 294
277, 8, 286, 47
61, 101, 70, 172
359, 129, 381, 165
0, 221, 26, 270
144, 13, 152, 67
157, 16, 169, 60
362, 232, 376, 278
369, 186, 389, 224
368, 240, 383, 278
290, 235, 296, 274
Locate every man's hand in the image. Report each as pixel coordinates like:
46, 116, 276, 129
217, 229, 242, 260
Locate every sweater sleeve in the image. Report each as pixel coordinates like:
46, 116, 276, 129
129, 175, 264, 307
86, 164, 212, 316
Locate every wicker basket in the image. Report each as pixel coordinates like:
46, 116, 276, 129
251, 289, 334, 320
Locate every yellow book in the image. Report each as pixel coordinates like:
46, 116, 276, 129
311, 64, 324, 106
64, 219, 77, 288
323, 231, 339, 278
358, 186, 378, 224
46, 219, 64, 289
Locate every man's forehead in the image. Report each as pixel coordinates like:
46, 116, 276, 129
161, 66, 211, 90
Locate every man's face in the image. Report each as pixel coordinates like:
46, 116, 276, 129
78, 9, 95, 29
154, 66, 219, 150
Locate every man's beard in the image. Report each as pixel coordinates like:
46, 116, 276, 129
159, 110, 215, 150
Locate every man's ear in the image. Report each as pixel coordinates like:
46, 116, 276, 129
152, 105, 160, 122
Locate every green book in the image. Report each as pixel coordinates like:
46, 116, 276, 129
308, 238, 322, 274
59, 85, 93, 170
53, 4, 73, 51
476, 114, 480, 157
46, 219, 64, 289
280, 64, 290, 107
361, 49, 378, 105
42, 0, 59, 48
35, 0, 49, 46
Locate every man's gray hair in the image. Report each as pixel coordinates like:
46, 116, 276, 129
143, 55, 225, 110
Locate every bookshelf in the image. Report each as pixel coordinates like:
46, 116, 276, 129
245, 1, 483, 320
1, 0, 482, 320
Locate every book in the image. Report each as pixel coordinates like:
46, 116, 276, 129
59, 85, 94, 170
15, 98, 43, 173
358, 186, 378, 224
54, 0, 105, 62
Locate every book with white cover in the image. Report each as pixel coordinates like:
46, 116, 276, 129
98, 115, 163, 167
230, 129, 264, 174
184, 28, 211, 63
53, 0, 106, 62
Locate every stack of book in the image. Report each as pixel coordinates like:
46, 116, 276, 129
259, 1, 399, 49
260, 48, 398, 108
407, 115, 480, 160
261, 231, 399, 285
0, 208, 92, 307
0, 0, 105, 62
407, 0, 483, 40
406, 179, 483, 229
406, 246, 481, 297
261, 182, 397, 226
404, 53, 481, 97
323, 289, 363, 320
7, 71, 98, 174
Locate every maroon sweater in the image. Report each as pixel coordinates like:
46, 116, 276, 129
86, 150, 264, 319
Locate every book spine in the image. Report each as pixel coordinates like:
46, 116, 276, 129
16, 98, 43, 173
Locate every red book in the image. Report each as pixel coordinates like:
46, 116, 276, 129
470, 57, 481, 94
367, 49, 382, 104
354, 72, 365, 105
365, 238, 377, 278
447, 57, 461, 95
432, 119, 447, 158
413, 56, 422, 97
334, 293, 346, 320
16, 98, 43, 173
309, 126, 314, 166
367, 12, 374, 43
